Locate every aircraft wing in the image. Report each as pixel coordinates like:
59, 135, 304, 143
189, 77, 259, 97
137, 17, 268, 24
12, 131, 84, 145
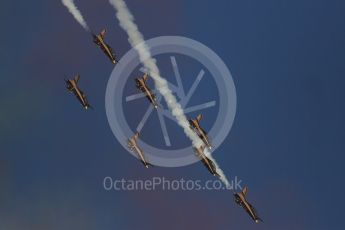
81, 91, 87, 99
107, 45, 113, 54
247, 202, 261, 221
93, 34, 101, 45
102, 43, 117, 58
200, 127, 208, 135
72, 88, 81, 98
151, 93, 157, 100
189, 120, 197, 129
100, 44, 107, 52
208, 157, 217, 170
248, 203, 258, 215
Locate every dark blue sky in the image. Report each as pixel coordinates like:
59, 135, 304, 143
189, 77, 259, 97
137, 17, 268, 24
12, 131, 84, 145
1, 0, 345, 229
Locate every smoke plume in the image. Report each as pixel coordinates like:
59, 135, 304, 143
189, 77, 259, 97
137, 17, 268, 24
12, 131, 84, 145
62, 0, 89, 31
109, 0, 230, 187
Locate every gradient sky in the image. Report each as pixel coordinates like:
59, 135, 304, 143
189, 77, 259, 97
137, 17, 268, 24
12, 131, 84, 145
1, 0, 345, 229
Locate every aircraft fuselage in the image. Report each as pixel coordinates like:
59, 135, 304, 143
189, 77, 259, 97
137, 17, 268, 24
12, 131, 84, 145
93, 35, 117, 64
195, 147, 219, 177
128, 138, 150, 168
234, 193, 260, 223
190, 121, 212, 149
135, 78, 158, 109
65, 79, 90, 109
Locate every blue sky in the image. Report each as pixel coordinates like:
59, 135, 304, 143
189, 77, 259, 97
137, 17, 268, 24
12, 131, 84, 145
1, 0, 345, 229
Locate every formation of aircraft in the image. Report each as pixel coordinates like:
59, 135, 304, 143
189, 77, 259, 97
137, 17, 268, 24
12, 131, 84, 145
195, 145, 220, 177
189, 114, 212, 149
135, 73, 159, 109
190, 115, 262, 223
234, 187, 262, 223
63, 25, 262, 224
127, 132, 152, 168
66, 28, 117, 110
65, 75, 92, 110
92, 29, 118, 64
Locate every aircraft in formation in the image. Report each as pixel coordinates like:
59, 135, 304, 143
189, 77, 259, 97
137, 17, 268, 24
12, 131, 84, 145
189, 114, 212, 149
195, 145, 220, 177
234, 187, 262, 223
65, 75, 92, 110
135, 73, 159, 109
127, 132, 152, 168
92, 29, 118, 64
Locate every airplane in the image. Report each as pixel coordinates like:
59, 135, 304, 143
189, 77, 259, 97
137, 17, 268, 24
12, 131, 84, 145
135, 73, 159, 109
65, 75, 92, 110
92, 29, 117, 64
189, 114, 212, 149
234, 186, 262, 223
195, 145, 220, 177
127, 132, 152, 168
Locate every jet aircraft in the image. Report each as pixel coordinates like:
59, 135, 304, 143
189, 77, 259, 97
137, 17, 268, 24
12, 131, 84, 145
92, 29, 117, 64
135, 73, 159, 109
195, 145, 220, 177
189, 114, 212, 149
234, 186, 262, 223
127, 132, 152, 168
65, 75, 92, 110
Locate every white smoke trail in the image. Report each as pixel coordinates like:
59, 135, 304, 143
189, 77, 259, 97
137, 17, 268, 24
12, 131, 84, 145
62, 0, 89, 31
109, 0, 230, 187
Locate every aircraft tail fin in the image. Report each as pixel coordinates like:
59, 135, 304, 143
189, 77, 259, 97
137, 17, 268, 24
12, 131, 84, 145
197, 114, 203, 122
100, 29, 106, 38
143, 73, 148, 81
242, 186, 248, 196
